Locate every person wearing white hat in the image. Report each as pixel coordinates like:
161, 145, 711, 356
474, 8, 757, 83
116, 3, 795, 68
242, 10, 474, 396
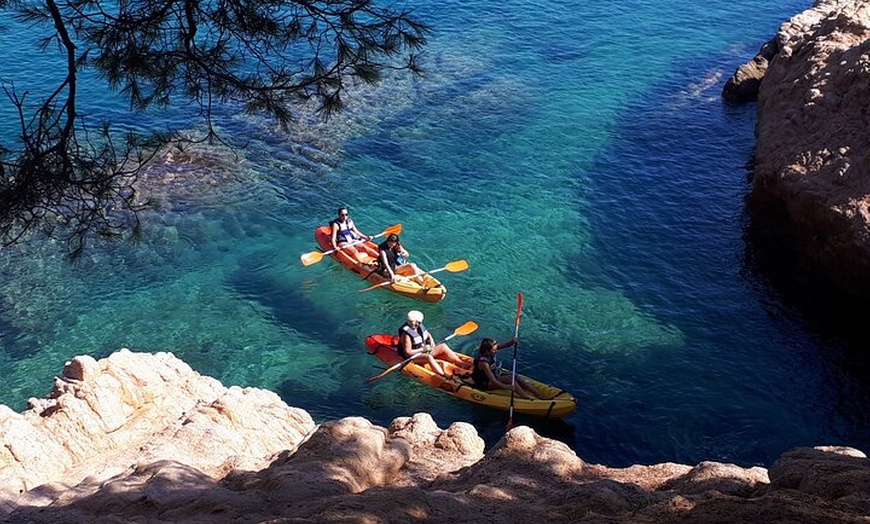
398, 310, 470, 376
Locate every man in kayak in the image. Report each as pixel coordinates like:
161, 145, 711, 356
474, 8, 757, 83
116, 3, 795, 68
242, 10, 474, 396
377, 234, 423, 283
399, 310, 471, 376
471, 338, 543, 399
330, 206, 371, 264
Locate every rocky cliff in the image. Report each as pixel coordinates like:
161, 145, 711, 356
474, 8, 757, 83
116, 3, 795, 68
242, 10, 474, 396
725, 0, 870, 299
1, 350, 869, 523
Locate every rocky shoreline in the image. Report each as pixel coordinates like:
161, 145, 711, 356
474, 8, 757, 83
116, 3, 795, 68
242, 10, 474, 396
1, 350, 868, 523
724, 0, 870, 300
2, 2, 870, 522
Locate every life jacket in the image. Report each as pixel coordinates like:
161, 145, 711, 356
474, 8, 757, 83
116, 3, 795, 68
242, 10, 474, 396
398, 322, 429, 357
377, 240, 400, 275
472, 352, 500, 388
332, 218, 359, 243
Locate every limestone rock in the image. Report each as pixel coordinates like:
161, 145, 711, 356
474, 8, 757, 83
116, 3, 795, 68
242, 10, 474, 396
0, 349, 315, 508
3, 350, 870, 523
747, 0, 870, 297
722, 39, 778, 103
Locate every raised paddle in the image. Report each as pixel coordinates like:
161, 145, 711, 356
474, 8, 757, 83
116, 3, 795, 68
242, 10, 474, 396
358, 259, 469, 293
507, 291, 524, 431
300, 223, 402, 266
366, 321, 479, 384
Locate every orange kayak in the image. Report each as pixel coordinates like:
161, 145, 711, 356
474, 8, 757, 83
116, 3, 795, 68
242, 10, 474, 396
314, 226, 447, 302
365, 334, 577, 419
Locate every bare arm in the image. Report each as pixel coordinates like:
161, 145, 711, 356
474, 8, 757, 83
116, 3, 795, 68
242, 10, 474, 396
400, 332, 423, 357
331, 223, 339, 249
351, 223, 368, 240
482, 362, 510, 390
380, 249, 397, 279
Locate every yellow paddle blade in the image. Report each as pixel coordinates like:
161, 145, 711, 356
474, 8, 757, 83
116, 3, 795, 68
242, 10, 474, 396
444, 260, 469, 272
300, 251, 325, 266
365, 320, 477, 384
453, 321, 478, 336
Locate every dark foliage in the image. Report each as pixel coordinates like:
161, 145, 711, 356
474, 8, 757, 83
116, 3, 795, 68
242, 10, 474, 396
0, 0, 428, 257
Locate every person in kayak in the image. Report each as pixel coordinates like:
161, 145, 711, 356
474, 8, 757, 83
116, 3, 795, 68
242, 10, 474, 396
377, 233, 423, 283
471, 338, 543, 399
399, 310, 471, 376
330, 206, 371, 264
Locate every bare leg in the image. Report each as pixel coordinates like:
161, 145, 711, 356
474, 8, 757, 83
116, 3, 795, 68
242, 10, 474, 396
397, 264, 425, 284
425, 354, 445, 375
432, 343, 471, 370
499, 372, 542, 399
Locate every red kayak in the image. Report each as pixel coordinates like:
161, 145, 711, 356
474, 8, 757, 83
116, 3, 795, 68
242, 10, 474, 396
365, 333, 577, 418
312, 225, 447, 302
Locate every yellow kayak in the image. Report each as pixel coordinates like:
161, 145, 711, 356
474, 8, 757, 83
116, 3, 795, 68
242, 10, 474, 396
314, 226, 447, 302
366, 334, 576, 418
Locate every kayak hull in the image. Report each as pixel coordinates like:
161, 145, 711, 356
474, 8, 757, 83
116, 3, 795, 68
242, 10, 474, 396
314, 226, 446, 302
365, 333, 576, 419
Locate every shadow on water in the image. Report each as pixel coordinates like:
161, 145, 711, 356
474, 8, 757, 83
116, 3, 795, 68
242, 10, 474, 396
559, 50, 870, 465
347, 69, 534, 174
743, 214, 870, 383
0, 314, 28, 360
224, 253, 339, 342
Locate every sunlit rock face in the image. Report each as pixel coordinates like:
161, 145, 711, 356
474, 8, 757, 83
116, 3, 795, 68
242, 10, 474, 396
2, 350, 870, 523
744, 0, 870, 297
0, 349, 315, 505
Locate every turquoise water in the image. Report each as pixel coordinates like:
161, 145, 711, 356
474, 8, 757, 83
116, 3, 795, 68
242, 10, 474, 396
3, 0, 867, 468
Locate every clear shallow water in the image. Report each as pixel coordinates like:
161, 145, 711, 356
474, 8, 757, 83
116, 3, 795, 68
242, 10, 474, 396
2, 0, 867, 468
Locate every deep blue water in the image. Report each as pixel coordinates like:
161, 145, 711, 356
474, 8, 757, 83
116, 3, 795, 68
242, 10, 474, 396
3, 0, 867, 469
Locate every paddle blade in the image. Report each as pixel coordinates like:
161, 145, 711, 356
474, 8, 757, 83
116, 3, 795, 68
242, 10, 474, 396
300, 251, 325, 266
382, 223, 403, 237
444, 260, 469, 272
516, 292, 524, 327
453, 321, 479, 337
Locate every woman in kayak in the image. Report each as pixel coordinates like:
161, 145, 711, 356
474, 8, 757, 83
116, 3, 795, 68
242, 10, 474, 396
399, 310, 471, 376
330, 206, 371, 264
472, 338, 543, 399
377, 233, 422, 283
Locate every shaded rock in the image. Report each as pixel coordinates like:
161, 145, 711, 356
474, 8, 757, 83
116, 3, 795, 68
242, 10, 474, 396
748, 0, 870, 298
769, 446, 870, 513
662, 460, 769, 496
722, 39, 779, 103
3, 350, 870, 523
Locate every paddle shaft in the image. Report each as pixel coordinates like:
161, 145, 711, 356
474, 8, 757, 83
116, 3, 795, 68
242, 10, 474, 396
366, 322, 477, 383
507, 292, 524, 430
301, 223, 401, 266
359, 260, 467, 293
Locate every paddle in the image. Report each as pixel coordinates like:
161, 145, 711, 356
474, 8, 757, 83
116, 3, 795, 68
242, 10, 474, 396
366, 320, 479, 384
507, 291, 524, 431
300, 223, 402, 266
358, 259, 469, 293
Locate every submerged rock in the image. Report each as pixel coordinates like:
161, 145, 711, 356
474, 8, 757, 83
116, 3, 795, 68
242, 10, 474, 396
1, 350, 869, 523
